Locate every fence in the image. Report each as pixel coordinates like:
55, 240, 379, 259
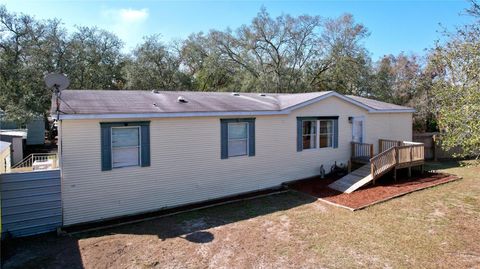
413, 132, 463, 160
1, 169, 61, 237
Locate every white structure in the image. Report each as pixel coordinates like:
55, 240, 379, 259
0, 130, 26, 165
0, 141, 11, 173
54, 90, 414, 226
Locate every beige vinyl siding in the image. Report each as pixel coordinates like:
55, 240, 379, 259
60, 96, 412, 225
364, 113, 413, 154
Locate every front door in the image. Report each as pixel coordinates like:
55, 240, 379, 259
352, 117, 364, 143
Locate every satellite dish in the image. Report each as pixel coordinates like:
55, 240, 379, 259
45, 73, 70, 116
44, 73, 70, 92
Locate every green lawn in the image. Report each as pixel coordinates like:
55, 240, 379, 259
4, 161, 480, 268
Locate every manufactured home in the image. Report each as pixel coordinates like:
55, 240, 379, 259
51, 90, 416, 226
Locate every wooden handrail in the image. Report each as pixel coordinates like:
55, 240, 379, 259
370, 147, 397, 180
370, 141, 425, 182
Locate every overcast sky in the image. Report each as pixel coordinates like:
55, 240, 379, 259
2, 0, 473, 59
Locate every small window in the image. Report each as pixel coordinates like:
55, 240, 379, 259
302, 120, 317, 150
111, 127, 140, 168
227, 122, 248, 157
319, 120, 334, 148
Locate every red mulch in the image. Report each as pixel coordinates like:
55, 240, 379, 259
288, 171, 460, 210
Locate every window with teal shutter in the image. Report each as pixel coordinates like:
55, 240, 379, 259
220, 118, 255, 159
100, 121, 150, 171
297, 116, 339, 151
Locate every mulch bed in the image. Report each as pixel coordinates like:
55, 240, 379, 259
288, 171, 460, 210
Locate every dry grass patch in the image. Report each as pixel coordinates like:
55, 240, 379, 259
3, 162, 480, 268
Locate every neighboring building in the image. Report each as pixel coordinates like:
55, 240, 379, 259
54, 90, 414, 226
0, 130, 26, 165
0, 141, 11, 173
25, 118, 46, 145
0, 117, 45, 145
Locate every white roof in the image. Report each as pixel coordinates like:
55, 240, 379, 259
0, 129, 27, 138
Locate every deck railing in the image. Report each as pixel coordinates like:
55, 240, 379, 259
370, 147, 397, 180
351, 142, 374, 162
379, 139, 403, 152
396, 142, 425, 166
370, 140, 425, 183
11, 153, 58, 171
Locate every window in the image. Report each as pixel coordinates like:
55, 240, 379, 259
297, 117, 338, 151
220, 118, 255, 159
111, 127, 141, 168
227, 122, 248, 157
302, 120, 317, 149
319, 120, 334, 148
100, 121, 150, 171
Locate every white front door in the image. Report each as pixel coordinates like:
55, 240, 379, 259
352, 117, 364, 143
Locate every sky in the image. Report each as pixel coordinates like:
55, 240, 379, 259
1, 0, 474, 60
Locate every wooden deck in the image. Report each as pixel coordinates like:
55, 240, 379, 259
329, 139, 425, 193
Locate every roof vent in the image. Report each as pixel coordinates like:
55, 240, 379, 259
231, 92, 240, 96
177, 96, 188, 103
259, 93, 267, 97
151, 90, 159, 94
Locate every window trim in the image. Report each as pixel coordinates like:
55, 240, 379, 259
100, 121, 150, 171
220, 118, 255, 159
111, 126, 142, 169
301, 120, 317, 150
301, 119, 335, 150
297, 116, 338, 151
227, 122, 249, 157
318, 119, 334, 149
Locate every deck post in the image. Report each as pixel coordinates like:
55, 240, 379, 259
351, 142, 355, 160
379, 140, 382, 153
370, 144, 374, 159
371, 163, 375, 185
348, 160, 352, 173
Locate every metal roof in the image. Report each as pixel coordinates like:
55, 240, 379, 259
52, 90, 414, 120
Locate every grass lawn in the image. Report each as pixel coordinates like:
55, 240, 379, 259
3, 161, 480, 268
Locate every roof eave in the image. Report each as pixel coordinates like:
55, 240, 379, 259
56, 108, 415, 120
56, 110, 290, 120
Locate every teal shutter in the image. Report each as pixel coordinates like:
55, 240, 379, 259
248, 119, 255, 156
100, 124, 112, 171
140, 124, 150, 167
297, 118, 303, 152
333, 119, 339, 148
220, 120, 228, 159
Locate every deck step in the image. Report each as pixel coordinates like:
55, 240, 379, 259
328, 164, 374, 193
